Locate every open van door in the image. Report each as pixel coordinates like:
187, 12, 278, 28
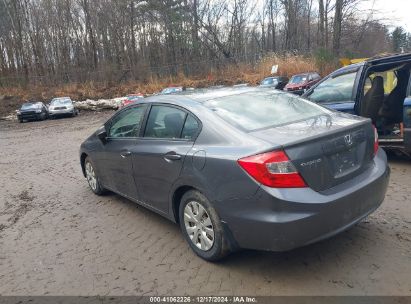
404, 96, 411, 154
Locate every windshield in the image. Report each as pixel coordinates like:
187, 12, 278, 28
260, 78, 278, 85
289, 75, 307, 84
203, 91, 331, 131
21, 103, 39, 110
161, 87, 182, 94
51, 98, 72, 106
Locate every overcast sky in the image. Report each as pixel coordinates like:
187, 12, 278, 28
360, 0, 411, 31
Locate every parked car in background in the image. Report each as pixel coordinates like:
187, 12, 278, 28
119, 94, 144, 109
17, 102, 48, 123
303, 53, 411, 156
80, 88, 389, 261
259, 76, 289, 90
48, 97, 78, 118
160, 86, 184, 95
284, 72, 321, 95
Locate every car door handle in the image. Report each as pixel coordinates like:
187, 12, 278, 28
120, 151, 132, 158
164, 153, 181, 161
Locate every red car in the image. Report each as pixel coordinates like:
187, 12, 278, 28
284, 72, 321, 95
119, 94, 144, 109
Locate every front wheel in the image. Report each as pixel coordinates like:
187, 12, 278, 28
84, 157, 106, 195
179, 190, 230, 261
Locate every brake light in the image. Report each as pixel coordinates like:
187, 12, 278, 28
238, 150, 307, 188
373, 125, 379, 156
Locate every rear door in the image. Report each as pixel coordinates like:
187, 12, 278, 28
132, 104, 200, 213
304, 70, 360, 114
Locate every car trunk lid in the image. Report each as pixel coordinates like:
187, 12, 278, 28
250, 113, 375, 192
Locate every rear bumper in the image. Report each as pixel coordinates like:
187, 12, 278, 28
216, 149, 390, 251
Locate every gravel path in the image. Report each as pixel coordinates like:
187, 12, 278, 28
0, 113, 410, 296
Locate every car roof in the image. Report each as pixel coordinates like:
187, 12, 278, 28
291, 73, 312, 77
366, 52, 411, 65
52, 97, 71, 100
263, 76, 282, 79
142, 87, 283, 106
337, 53, 411, 72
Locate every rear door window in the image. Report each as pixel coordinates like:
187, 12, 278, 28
144, 105, 187, 139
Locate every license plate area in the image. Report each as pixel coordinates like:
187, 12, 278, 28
330, 147, 360, 178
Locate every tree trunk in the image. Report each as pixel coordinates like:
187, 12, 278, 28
318, 0, 325, 48
333, 0, 343, 55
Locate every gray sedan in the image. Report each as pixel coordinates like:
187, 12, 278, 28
79, 88, 390, 261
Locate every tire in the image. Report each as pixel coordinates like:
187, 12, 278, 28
19, 119, 23, 123
84, 157, 106, 195
179, 190, 230, 261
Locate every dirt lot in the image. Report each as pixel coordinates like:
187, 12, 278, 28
0, 112, 410, 296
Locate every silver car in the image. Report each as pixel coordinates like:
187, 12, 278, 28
48, 97, 78, 118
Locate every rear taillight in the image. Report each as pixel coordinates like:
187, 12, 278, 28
373, 125, 379, 156
238, 150, 307, 188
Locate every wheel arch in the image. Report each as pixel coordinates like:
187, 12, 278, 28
171, 185, 198, 223
80, 152, 88, 177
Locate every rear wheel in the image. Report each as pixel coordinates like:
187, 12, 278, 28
84, 157, 106, 195
179, 190, 229, 261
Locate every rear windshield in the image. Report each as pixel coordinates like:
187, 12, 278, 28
203, 91, 331, 131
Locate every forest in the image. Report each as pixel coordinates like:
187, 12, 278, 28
0, 0, 410, 92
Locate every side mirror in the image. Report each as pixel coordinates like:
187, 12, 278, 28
97, 127, 108, 144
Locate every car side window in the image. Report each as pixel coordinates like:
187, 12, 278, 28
108, 105, 147, 138
144, 105, 187, 139
181, 114, 200, 140
308, 72, 357, 103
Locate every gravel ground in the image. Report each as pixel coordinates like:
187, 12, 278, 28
0, 112, 410, 296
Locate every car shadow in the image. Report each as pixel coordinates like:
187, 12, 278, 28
386, 150, 411, 164
104, 190, 383, 273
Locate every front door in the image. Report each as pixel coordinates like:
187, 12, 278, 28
102, 104, 148, 199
